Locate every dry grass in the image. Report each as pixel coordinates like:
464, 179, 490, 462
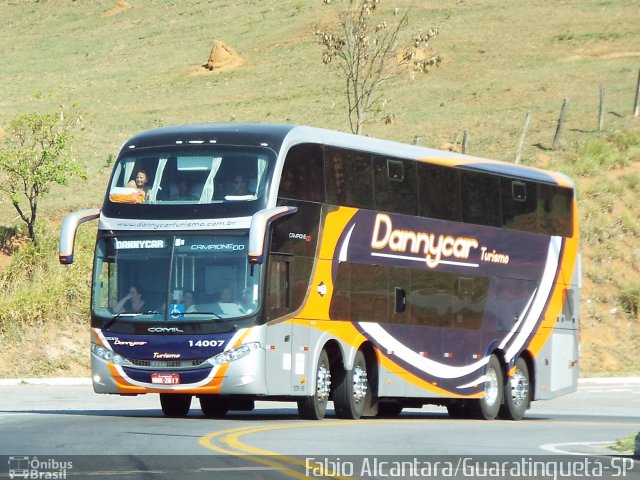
0, 0, 639, 376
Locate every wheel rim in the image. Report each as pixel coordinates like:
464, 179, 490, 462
484, 367, 499, 406
352, 364, 368, 404
316, 361, 331, 401
509, 368, 529, 408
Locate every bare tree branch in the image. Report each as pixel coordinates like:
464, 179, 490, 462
315, 0, 440, 134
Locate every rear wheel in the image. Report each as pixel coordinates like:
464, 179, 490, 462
468, 355, 503, 420
334, 350, 370, 420
499, 357, 530, 420
160, 393, 192, 417
298, 349, 331, 420
200, 395, 230, 417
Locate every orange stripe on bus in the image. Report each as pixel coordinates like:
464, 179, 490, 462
297, 207, 358, 321
528, 199, 579, 357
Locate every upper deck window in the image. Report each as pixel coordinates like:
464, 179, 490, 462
108, 146, 272, 206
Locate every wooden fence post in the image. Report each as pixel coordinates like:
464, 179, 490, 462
634, 69, 640, 118
598, 83, 605, 131
462, 129, 468, 154
514, 112, 531, 164
552, 97, 569, 150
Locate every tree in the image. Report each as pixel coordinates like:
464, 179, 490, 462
0, 105, 86, 245
315, 0, 440, 135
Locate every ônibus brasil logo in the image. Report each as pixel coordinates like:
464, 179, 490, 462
8, 456, 72, 479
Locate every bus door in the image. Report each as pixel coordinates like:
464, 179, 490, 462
264, 254, 296, 395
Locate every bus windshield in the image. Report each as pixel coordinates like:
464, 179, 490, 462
92, 234, 261, 323
107, 146, 273, 205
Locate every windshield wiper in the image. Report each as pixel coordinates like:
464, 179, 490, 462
103, 312, 140, 331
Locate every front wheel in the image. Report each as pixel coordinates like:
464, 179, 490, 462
468, 355, 503, 420
334, 350, 370, 420
160, 393, 192, 417
499, 357, 530, 420
298, 349, 331, 420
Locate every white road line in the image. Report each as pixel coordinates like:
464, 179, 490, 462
539, 441, 615, 455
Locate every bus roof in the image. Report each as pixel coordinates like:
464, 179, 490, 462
121, 123, 574, 189
121, 123, 295, 151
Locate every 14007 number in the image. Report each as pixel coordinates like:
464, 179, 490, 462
187, 340, 225, 347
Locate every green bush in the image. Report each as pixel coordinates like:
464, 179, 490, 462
562, 128, 640, 177
0, 220, 95, 338
617, 284, 640, 320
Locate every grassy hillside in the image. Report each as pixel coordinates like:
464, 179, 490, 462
0, 0, 639, 376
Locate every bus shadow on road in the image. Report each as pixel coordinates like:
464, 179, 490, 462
0, 407, 557, 421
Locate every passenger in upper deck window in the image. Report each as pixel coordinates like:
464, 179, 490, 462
171, 180, 198, 201
230, 175, 251, 196
127, 170, 151, 200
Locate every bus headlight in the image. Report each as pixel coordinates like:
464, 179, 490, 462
91, 344, 130, 366
208, 342, 260, 366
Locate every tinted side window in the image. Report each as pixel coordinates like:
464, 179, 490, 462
373, 156, 418, 215
501, 178, 538, 233
461, 171, 501, 227
452, 276, 488, 329
409, 270, 453, 327
350, 264, 388, 323
417, 163, 461, 221
291, 257, 313, 313
325, 147, 373, 209
330, 262, 351, 320
279, 143, 325, 202
538, 184, 574, 237
266, 256, 291, 321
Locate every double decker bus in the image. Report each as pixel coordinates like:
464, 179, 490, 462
60, 123, 579, 420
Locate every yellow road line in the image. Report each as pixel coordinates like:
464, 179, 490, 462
199, 418, 640, 478
199, 421, 354, 479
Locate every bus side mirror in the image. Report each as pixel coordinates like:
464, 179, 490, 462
59, 209, 101, 264
248, 206, 297, 265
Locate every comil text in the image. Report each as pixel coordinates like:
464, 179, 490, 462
371, 214, 479, 268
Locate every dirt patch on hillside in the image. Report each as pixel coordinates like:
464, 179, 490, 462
0, 253, 10, 271
564, 47, 640, 62
191, 40, 243, 75
0, 321, 89, 378
103, 0, 132, 17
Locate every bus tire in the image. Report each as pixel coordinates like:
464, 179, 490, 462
200, 395, 230, 417
160, 393, 192, 417
298, 349, 331, 420
334, 350, 369, 420
469, 354, 503, 420
499, 357, 530, 420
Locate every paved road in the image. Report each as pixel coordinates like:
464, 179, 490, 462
0, 377, 639, 479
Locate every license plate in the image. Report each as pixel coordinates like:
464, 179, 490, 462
151, 373, 180, 385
